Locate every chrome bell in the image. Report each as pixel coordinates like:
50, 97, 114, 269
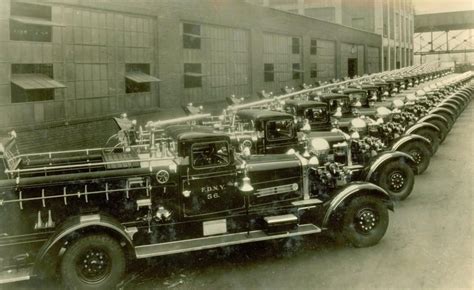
333, 107, 343, 118
301, 119, 311, 132
239, 176, 254, 194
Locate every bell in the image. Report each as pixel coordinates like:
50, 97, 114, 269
301, 119, 311, 132
182, 190, 191, 198
302, 146, 311, 158
350, 131, 360, 140
333, 107, 342, 118
239, 176, 254, 194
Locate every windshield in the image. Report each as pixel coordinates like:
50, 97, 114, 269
304, 107, 328, 123
266, 118, 294, 141
328, 98, 351, 114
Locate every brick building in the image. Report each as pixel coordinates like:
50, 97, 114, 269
0, 0, 381, 130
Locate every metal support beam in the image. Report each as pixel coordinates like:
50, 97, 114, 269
414, 48, 474, 55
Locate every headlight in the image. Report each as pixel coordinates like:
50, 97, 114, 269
376, 106, 392, 121
404, 94, 416, 105
349, 118, 367, 133
391, 99, 404, 110
416, 89, 426, 97
310, 138, 330, 158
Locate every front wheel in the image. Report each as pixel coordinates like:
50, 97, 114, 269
60, 234, 126, 290
429, 119, 449, 143
375, 160, 415, 201
399, 141, 431, 174
341, 196, 389, 248
414, 128, 440, 154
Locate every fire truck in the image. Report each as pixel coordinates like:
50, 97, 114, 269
0, 115, 393, 289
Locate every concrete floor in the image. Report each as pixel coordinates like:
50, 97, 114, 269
8, 103, 473, 290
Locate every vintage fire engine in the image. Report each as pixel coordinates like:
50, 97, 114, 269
0, 115, 394, 289
183, 102, 416, 201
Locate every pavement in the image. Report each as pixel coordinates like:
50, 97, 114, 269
7, 103, 473, 290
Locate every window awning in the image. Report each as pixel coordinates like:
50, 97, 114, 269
125, 71, 161, 83
11, 74, 66, 90
184, 72, 204, 77
10, 16, 65, 27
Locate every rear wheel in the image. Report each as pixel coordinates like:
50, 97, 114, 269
375, 160, 415, 201
414, 128, 440, 154
60, 234, 126, 290
341, 196, 389, 248
399, 141, 431, 174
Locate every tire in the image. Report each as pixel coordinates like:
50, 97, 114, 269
375, 160, 415, 201
435, 111, 454, 130
399, 141, 431, 175
60, 234, 126, 290
429, 119, 449, 143
341, 196, 389, 248
414, 128, 440, 154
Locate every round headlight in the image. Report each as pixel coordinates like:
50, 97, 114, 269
404, 94, 416, 104
416, 89, 426, 97
310, 138, 330, 158
391, 99, 404, 110
376, 106, 392, 119
349, 117, 367, 132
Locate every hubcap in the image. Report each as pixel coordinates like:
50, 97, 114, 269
389, 171, 405, 191
355, 208, 378, 234
77, 248, 111, 283
410, 150, 423, 164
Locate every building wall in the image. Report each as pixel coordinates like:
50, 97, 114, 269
182, 23, 250, 105
261, 33, 302, 92
367, 46, 380, 74
309, 39, 336, 80
0, 0, 158, 129
249, 0, 414, 72
0, 0, 381, 129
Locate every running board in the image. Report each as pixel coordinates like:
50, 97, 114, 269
135, 224, 321, 259
0, 267, 32, 284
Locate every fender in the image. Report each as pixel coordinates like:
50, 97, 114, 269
455, 90, 470, 99
363, 151, 416, 181
452, 93, 469, 104
436, 102, 458, 114
391, 134, 432, 155
322, 182, 393, 228
33, 214, 135, 275
448, 95, 467, 105
405, 122, 439, 135
418, 114, 448, 127
442, 98, 463, 109
429, 107, 456, 119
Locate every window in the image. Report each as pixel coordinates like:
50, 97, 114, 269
125, 64, 153, 94
192, 141, 230, 168
352, 17, 365, 30
10, 64, 60, 103
264, 63, 274, 82
292, 37, 300, 54
183, 23, 201, 49
10, 2, 52, 42
310, 39, 317, 55
310, 63, 317, 78
184, 63, 202, 88
292, 63, 302, 80
304, 107, 328, 123
266, 119, 294, 141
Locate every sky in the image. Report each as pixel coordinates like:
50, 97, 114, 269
413, 0, 473, 14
